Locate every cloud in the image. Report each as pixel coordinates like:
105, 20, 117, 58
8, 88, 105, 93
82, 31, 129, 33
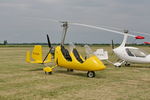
0, 0, 149, 43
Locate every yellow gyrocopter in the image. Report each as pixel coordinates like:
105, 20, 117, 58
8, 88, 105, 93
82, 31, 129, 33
26, 22, 106, 78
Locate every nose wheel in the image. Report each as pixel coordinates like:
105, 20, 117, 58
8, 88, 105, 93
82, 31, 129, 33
43, 65, 57, 75
87, 71, 95, 78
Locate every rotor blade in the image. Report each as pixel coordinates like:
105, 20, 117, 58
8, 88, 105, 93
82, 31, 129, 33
25, 17, 150, 37
131, 31, 150, 36
69, 22, 135, 37
101, 25, 150, 37
47, 34, 51, 48
25, 17, 60, 23
102, 26, 122, 31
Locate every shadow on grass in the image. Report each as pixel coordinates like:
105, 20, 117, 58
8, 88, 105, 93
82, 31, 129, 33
28, 68, 43, 71
123, 65, 150, 69
55, 70, 86, 77
55, 69, 106, 79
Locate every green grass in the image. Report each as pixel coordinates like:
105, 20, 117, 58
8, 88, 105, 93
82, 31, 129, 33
0, 46, 150, 100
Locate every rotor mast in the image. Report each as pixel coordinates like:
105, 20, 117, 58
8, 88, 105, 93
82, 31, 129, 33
61, 22, 68, 45
120, 30, 129, 47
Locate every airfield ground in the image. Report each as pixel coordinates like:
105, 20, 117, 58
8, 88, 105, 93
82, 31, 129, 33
0, 45, 149, 100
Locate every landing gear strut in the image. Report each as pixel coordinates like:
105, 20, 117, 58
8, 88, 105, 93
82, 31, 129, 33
87, 71, 95, 78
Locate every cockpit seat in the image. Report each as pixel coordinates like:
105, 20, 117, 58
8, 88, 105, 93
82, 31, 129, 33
73, 48, 84, 63
61, 45, 72, 61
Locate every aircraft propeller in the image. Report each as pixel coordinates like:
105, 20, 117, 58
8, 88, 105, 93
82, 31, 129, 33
42, 34, 53, 63
47, 34, 52, 48
111, 40, 115, 49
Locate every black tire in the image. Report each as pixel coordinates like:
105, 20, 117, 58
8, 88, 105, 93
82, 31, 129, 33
87, 71, 95, 78
48, 72, 52, 75
125, 63, 130, 66
70, 69, 74, 72
67, 69, 74, 72
115, 65, 118, 67
115, 65, 121, 67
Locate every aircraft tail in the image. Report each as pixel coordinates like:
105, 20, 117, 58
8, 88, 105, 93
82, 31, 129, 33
26, 45, 51, 64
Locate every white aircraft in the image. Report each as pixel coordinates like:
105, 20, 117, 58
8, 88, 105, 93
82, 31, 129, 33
113, 32, 150, 67
67, 22, 150, 67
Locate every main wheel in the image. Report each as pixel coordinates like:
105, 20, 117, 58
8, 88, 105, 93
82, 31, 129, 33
48, 72, 52, 75
67, 69, 74, 72
125, 63, 130, 66
87, 71, 95, 78
45, 72, 52, 75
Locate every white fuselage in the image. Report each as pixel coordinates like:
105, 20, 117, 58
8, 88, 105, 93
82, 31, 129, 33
113, 46, 150, 63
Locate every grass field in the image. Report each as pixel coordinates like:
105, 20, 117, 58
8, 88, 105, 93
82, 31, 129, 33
0, 45, 150, 100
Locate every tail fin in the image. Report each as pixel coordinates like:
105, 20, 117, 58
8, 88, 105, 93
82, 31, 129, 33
32, 45, 43, 62
26, 45, 51, 64
26, 51, 31, 63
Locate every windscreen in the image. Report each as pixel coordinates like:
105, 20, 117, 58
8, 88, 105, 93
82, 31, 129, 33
126, 48, 148, 57
84, 45, 94, 58
69, 42, 76, 52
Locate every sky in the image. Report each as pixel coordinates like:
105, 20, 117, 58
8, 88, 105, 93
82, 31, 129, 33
0, 0, 150, 44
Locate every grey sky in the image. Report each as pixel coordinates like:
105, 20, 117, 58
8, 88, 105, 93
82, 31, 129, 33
0, 0, 150, 43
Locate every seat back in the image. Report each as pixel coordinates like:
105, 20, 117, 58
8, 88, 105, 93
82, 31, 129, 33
61, 45, 72, 61
73, 48, 84, 63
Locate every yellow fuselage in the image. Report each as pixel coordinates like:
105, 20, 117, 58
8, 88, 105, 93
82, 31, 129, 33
54, 46, 106, 71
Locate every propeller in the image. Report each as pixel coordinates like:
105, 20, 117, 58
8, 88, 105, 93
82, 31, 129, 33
47, 34, 51, 48
42, 34, 53, 64
111, 40, 115, 49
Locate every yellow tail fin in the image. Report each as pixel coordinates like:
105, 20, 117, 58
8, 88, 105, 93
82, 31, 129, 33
26, 51, 31, 63
32, 45, 43, 62
26, 45, 51, 64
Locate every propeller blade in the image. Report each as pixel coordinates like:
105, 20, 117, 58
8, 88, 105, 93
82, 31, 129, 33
111, 40, 115, 49
43, 34, 52, 63
47, 34, 51, 48
42, 51, 51, 64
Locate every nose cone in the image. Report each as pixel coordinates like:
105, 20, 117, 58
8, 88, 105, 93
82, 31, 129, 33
96, 61, 106, 70
92, 56, 106, 71
84, 56, 106, 71
100, 64, 106, 70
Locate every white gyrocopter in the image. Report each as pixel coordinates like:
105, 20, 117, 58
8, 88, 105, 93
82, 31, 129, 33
67, 22, 150, 67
